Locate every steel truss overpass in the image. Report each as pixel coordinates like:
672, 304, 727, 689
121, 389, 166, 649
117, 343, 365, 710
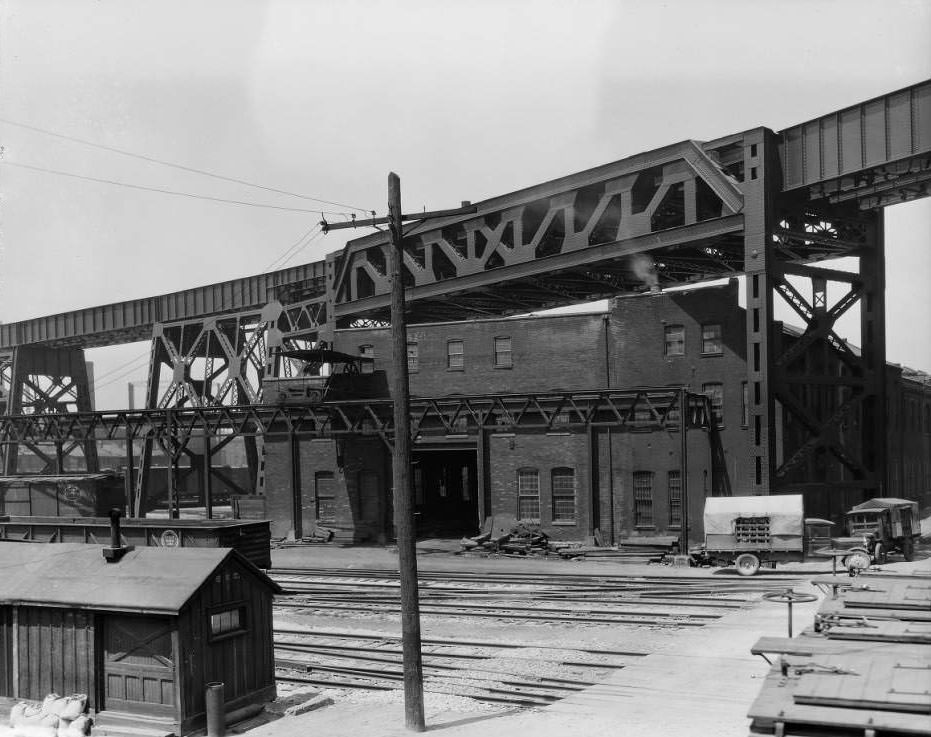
1, 80, 929, 502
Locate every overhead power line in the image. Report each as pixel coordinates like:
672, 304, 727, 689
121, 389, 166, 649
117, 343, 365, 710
1, 160, 352, 216
0, 116, 372, 213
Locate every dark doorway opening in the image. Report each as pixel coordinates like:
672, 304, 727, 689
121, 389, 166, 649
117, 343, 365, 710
411, 448, 478, 537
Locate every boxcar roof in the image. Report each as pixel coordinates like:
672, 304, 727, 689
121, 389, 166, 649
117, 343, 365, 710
0, 542, 279, 614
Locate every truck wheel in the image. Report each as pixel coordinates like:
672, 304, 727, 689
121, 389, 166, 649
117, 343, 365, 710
735, 553, 761, 577
873, 542, 886, 565
843, 550, 871, 574
902, 538, 915, 562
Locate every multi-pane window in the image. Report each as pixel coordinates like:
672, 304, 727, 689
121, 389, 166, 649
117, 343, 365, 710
702, 382, 724, 428
701, 324, 723, 354
741, 382, 749, 427
551, 468, 576, 523
315, 471, 336, 523
407, 341, 418, 372
359, 344, 374, 374
447, 340, 464, 370
668, 470, 682, 527
494, 336, 513, 368
664, 325, 685, 356
517, 469, 540, 520
633, 471, 654, 527
209, 606, 246, 638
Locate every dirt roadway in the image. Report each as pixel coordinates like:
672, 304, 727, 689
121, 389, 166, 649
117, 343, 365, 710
240, 543, 930, 737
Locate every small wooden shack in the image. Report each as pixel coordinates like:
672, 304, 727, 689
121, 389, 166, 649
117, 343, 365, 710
0, 540, 281, 736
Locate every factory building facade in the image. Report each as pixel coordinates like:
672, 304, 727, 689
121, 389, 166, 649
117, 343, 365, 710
263, 280, 931, 544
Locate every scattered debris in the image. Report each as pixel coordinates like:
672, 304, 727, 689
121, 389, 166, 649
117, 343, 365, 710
460, 515, 550, 555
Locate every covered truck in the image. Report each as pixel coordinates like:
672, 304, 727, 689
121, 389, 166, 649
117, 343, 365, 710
692, 495, 834, 576
831, 497, 920, 566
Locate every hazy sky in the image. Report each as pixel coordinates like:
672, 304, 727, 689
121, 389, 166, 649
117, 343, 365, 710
0, 0, 929, 409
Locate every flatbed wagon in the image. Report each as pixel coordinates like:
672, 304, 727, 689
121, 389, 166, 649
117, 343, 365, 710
0, 515, 272, 568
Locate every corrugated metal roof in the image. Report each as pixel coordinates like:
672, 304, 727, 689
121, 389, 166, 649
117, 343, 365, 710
0, 542, 273, 614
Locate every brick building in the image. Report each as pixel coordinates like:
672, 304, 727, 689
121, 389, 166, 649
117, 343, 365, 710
263, 280, 930, 545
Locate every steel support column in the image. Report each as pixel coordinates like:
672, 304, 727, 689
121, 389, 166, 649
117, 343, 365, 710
742, 129, 780, 494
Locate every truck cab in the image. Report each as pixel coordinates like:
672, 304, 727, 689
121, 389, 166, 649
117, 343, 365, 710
831, 498, 920, 564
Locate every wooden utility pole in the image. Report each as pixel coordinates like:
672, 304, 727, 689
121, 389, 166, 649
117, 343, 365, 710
387, 172, 425, 732
320, 178, 475, 733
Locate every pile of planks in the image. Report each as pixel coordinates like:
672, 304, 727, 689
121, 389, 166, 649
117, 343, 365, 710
460, 515, 550, 555
748, 570, 931, 737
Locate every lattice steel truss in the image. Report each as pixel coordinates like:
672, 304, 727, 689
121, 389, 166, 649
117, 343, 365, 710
0, 346, 98, 474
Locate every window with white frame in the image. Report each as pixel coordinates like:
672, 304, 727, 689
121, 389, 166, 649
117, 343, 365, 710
517, 468, 540, 520
494, 336, 512, 368
701, 324, 723, 354
664, 325, 685, 356
407, 341, 418, 372
551, 468, 576, 523
447, 340, 464, 370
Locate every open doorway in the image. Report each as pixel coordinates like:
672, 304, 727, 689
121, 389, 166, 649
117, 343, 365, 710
411, 448, 478, 537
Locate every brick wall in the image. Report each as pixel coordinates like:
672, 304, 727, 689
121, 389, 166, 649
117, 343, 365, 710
334, 311, 608, 396
608, 280, 752, 496
487, 430, 591, 541
263, 436, 388, 542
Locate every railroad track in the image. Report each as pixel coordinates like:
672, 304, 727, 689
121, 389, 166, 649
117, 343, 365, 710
273, 628, 643, 708
271, 566, 803, 628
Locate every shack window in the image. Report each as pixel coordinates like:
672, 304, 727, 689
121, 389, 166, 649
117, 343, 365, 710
701, 324, 723, 354
494, 336, 513, 368
517, 469, 540, 520
633, 471, 654, 527
551, 468, 576, 523
447, 340, 464, 370
664, 325, 685, 356
359, 344, 374, 374
316, 471, 336, 523
209, 605, 247, 639
407, 341, 418, 372
668, 470, 682, 527
702, 382, 724, 428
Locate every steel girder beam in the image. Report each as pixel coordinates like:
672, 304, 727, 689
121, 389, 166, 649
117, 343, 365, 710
745, 131, 886, 509
0, 345, 98, 474
331, 139, 744, 324
134, 296, 328, 515
0, 389, 711, 448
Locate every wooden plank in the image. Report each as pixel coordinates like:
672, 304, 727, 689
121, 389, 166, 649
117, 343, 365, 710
791, 655, 931, 714
748, 668, 931, 734
752, 635, 929, 658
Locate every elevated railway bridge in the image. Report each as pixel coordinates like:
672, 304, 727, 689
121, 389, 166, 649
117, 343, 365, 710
1, 80, 929, 511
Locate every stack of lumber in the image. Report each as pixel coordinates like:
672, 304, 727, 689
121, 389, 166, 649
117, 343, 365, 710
460, 515, 550, 555
748, 571, 931, 736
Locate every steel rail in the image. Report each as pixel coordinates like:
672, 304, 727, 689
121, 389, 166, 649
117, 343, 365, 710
274, 599, 712, 626
274, 582, 747, 609
275, 644, 600, 688
274, 626, 648, 658
273, 639, 628, 672
278, 592, 722, 619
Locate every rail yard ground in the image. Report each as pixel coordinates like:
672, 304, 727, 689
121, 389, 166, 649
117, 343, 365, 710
232, 525, 931, 737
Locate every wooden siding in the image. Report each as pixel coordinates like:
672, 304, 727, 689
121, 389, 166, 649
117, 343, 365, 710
178, 557, 276, 725
15, 607, 96, 708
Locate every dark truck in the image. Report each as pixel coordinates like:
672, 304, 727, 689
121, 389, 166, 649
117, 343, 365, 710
261, 348, 389, 405
828, 497, 921, 570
